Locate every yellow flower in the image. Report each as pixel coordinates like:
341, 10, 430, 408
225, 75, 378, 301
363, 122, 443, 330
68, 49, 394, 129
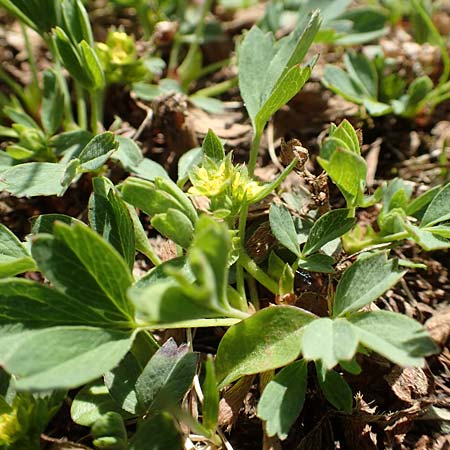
188, 158, 232, 197
231, 167, 265, 204
0, 407, 21, 447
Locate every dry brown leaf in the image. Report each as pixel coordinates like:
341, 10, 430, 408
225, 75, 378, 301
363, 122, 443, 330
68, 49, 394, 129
426, 306, 450, 345
385, 367, 432, 403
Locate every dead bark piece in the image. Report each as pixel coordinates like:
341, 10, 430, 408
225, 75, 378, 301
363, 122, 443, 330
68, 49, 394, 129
218, 375, 255, 431
295, 418, 334, 450
414, 434, 450, 450
426, 306, 450, 345
151, 92, 198, 170
385, 367, 432, 403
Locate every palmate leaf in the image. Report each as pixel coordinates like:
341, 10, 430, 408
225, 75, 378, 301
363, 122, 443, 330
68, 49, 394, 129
239, 10, 321, 132
0, 221, 139, 391
32, 222, 135, 323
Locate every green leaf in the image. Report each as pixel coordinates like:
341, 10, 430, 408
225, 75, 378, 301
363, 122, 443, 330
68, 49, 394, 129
318, 148, 367, 208
1, 162, 67, 197
0, 278, 114, 327
302, 318, 358, 370
316, 363, 352, 413
32, 222, 134, 324
112, 136, 144, 171
61, 0, 93, 45
54, 27, 92, 88
257, 360, 308, 440
30, 213, 80, 234
0, 326, 135, 390
323, 65, 365, 104
269, 204, 300, 256
151, 209, 194, 249
42, 70, 64, 135
190, 216, 230, 308
135, 338, 197, 413
79, 40, 105, 90
129, 412, 182, 450
71, 380, 128, 426
255, 63, 313, 133
344, 52, 378, 99
303, 209, 354, 256
215, 306, 315, 388
404, 222, 450, 251
78, 132, 118, 172
238, 26, 275, 123
421, 183, 450, 227
202, 129, 225, 162
0, 0, 59, 34
239, 11, 321, 128
406, 185, 440, 217
363, 99, 391, 116
330, 119, 361, 154
333, 252, 405, 317
202, 355, 219, 432
349, 311, 437, 367
89, 177, 135, 269
178, 147, 202, 186
297, 254, 335, 273
121, 177, 190, 219
0, 223, 36, 277
92, 412, 128, 450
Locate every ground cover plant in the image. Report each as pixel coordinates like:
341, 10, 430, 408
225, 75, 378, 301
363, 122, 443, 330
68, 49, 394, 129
0, 0, 449, 449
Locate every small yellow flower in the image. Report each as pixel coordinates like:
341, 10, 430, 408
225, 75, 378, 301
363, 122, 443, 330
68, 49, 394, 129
0, 407, 21, 447
188, 158, 233, 197
231, 167, 265, 204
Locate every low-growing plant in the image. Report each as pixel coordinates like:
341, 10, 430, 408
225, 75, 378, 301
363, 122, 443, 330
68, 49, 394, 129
323, 0, 450, 118
0, 4, 443, 447
262, 0, 389, 45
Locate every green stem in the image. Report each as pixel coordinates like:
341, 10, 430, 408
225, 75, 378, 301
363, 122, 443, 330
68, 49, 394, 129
192, 77, 238, 98
45, 35, 75, 127
239, 249, 278, 294
89, 89, 104, 134
21, 23, 39, 91
247, 274, 260, 310
75, 83, 87, 130
346, 230, 409, 254
412, 0, 450, 86
197, 58, 230, 79
248, 129, 263, 177
235, 259, 247, 307
0, 67, 26, 102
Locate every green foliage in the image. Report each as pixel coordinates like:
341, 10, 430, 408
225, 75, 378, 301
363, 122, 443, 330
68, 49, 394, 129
0, 224, 36, 278
318, 120, 367, 209
343, 180, 450, 253
257, 360, 308, 439
0, 126, 120, 197
239, 10, 321, 135
0, 390, 64, 449
324, 43, 449, 118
